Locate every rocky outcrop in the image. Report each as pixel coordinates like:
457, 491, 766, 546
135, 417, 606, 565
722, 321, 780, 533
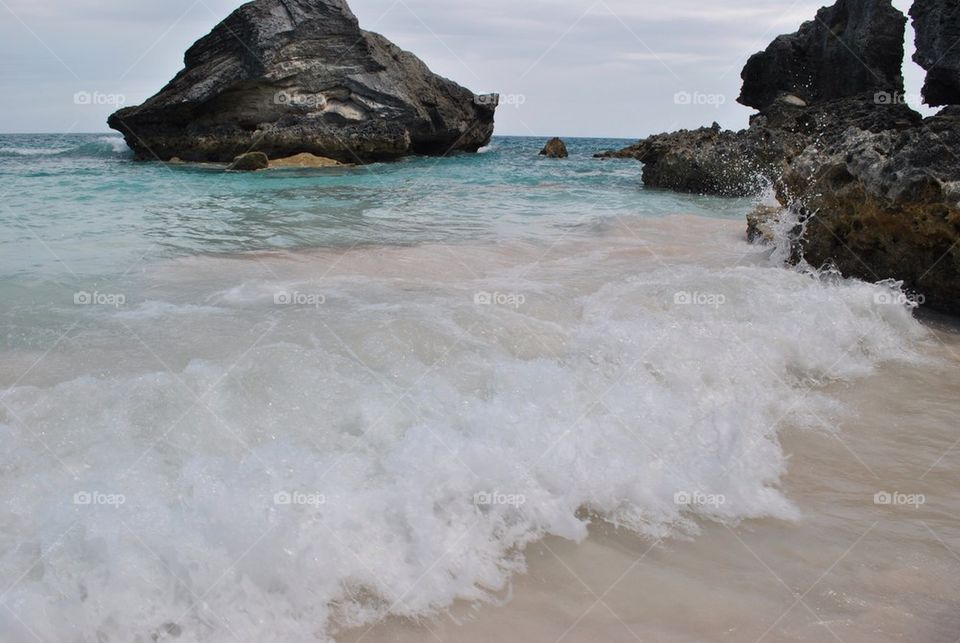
595, 0, 960, 312
539, 137, 568, 158
227, 152, 269, 171
911, 0, 960, 106
738, 0, 906, 111
778, 107, 960, 312
108, 0, 496, 163
596, 122, 797, 197
599, 0, 911, 198
598, 96, 919, 197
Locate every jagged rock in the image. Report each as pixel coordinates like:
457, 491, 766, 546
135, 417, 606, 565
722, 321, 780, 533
107, 0, 496, 163
227, 152, 270, 171
598, 0, 918, 198
738, 0, 906, 111
597, 123, 797, 197
597, 98, 920, 197
539, 138, 568, 159
911, 0, 960, 107
779, 107, 960, 312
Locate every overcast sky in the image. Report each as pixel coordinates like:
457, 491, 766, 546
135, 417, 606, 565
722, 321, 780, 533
0, 0, 933, 138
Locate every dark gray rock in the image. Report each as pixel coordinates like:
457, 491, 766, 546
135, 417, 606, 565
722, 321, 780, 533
738, 0, 906, 111
911, 0, 960, 107
775, 107, 960, 313
539, 137, 568, 158
227, 151, 269, 171
597, 122, 798, 197
108, 0, 497, 162
598, 97, 920, 197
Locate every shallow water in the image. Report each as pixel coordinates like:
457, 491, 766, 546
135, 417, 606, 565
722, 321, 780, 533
0, 135, 957, 642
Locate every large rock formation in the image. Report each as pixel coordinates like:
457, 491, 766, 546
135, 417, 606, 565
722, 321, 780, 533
768, 0, 960, 313
780, 109, 960, 313
597, 95, 919, 197
599, 0, 911, 198
596, 122, 796, 197
911, 0, 960, 106
597, 0, 960, 313
108, 0, 496, 162
738, 0, 906, 111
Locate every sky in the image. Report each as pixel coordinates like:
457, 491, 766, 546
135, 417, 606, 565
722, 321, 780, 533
0, 0, 934, 138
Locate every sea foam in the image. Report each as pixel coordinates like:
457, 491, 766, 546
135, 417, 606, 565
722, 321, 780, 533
0, 224, 927, 642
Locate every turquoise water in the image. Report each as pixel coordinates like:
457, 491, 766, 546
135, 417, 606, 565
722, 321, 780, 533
0, 134, 750, 276
0, 133, 752, 350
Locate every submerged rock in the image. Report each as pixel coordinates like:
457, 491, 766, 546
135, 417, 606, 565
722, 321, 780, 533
911, 0, 960, 106
227, 152, 269, 171
738, 0, 906, 111
108, 0, 496, 163
539, 137, 569, 158
269, 152, 343, 168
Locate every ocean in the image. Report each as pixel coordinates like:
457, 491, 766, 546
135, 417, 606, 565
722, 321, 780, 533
1, 134, 958, 642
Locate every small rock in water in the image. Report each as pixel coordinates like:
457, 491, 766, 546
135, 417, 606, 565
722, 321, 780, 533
227, 152, 269, 172
269, 152, 344, 168
539, 137, 568, 158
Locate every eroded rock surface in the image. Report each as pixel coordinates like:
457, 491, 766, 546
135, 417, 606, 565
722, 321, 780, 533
780, 107, 960, 312
108, 0, 497, 162
539, 137, 569, 159
911, 0, 960, 106
738, 0, 906, 111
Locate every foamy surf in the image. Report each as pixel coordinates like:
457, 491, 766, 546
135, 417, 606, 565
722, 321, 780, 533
0, 215, 930, 642
0, 136, 129, 159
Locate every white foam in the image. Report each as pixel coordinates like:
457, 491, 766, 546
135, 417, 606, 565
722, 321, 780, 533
0, 225, 928, 642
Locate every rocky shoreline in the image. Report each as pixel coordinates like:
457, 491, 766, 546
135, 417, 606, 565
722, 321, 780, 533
602, 0, 960, 314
